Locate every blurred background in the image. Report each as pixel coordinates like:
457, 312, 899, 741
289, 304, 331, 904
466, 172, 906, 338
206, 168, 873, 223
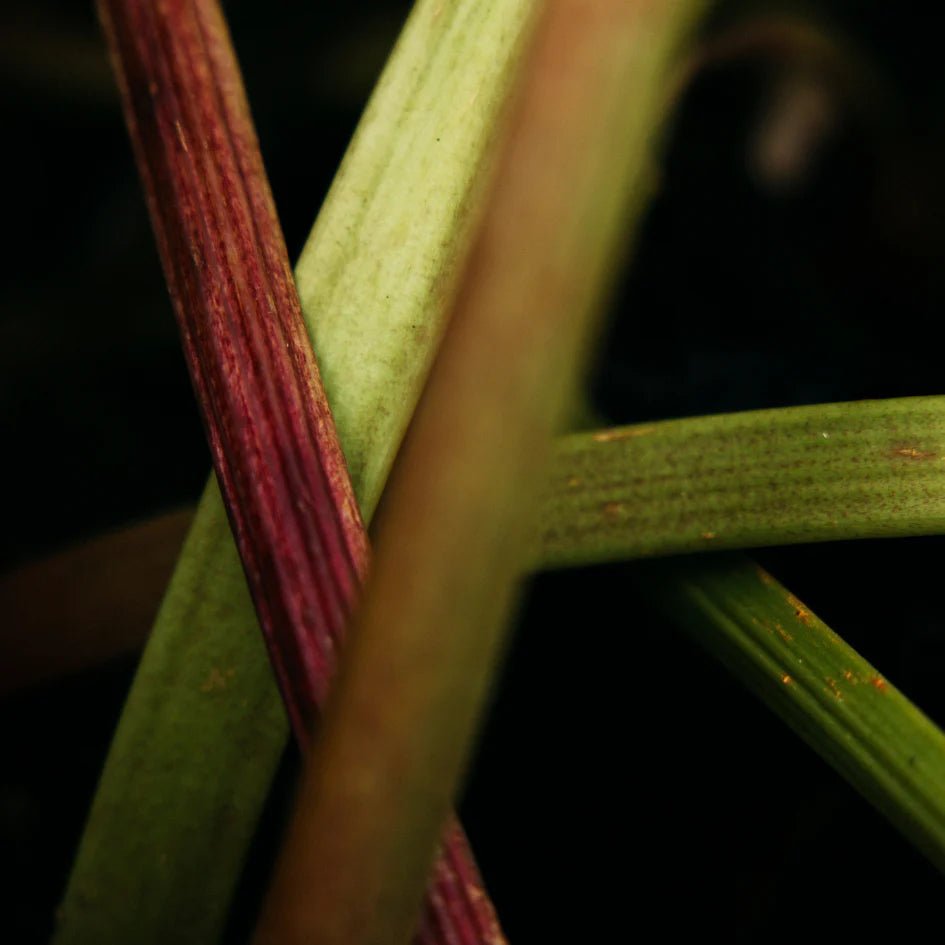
3, 0, 945, 940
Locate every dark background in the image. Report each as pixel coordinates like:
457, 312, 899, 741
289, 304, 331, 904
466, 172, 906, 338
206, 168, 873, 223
3, 0, 945, 940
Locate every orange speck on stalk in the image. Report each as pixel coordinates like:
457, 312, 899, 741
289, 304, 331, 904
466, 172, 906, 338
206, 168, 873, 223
200, 667, 233, 693
602, 501, 624, 521
891, 446, 937, 460
786, 593, 813, 625
871, 675, 889, 693
592, 425, 655, 442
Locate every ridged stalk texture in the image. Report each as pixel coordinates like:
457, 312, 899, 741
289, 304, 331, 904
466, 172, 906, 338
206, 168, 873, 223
56, 2, 504, 943
97, 0, 368, 740
58, 1, 539, 941
542, 396, 945, 566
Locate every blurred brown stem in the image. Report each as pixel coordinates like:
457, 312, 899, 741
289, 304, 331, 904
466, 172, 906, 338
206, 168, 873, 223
0, 509, 192, 696
252, 2, 703, 944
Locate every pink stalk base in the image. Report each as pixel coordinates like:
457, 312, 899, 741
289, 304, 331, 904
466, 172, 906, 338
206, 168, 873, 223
98, 1, 504, 941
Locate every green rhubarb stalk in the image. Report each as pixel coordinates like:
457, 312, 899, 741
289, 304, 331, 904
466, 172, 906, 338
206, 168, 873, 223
541, 396, 945, 566
640, 554, 945, 872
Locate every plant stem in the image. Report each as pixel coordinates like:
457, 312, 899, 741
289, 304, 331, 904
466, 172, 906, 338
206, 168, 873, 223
640, 554, 945, 871
0, 508, 192, 695
97, 0, 369, 740
543, 395, 945, 566
56, 2, 503, 943
11, 394, 945, 691
62, 0, 945, 939
59, 0, 540, 939
252, 3, 704, 943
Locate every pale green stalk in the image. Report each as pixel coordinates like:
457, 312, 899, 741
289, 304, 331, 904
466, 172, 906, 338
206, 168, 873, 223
295, 0, 540, 519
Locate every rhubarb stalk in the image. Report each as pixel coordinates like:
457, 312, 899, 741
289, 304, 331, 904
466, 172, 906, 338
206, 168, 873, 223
640, 554, 945, 871
15, 392, 945, 697
58, 3, 538, 941
72, 1, 502, 943
253, 2, 704, 943
542, 396, 945, 566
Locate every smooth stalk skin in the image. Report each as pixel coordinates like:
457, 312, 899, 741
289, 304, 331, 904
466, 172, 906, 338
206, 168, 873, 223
252, 3, 705, 944
542, 396, 945, 566
641, 554, 945, 872
55, 488, 288, 938
56, 2, 504, 944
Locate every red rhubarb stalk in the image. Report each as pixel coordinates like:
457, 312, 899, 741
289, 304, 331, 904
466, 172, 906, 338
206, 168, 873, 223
97, 1, 503, 942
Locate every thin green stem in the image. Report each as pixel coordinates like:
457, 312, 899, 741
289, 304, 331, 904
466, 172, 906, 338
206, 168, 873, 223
10, 395, 945, 693
641, 554, 945, 871
541, 396, 945, 566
